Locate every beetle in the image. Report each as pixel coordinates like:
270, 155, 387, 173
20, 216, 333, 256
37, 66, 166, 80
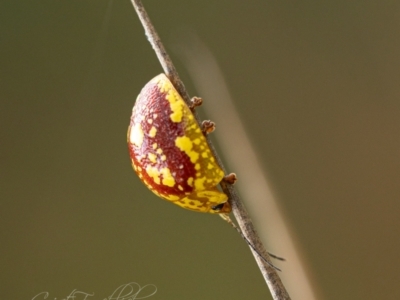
127, 74, 231, 213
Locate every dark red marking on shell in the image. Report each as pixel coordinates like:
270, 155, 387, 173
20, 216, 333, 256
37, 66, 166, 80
128, 80, 196, 197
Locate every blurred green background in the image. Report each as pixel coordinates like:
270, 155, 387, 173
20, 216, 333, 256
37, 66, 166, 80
1, 0, 400, 299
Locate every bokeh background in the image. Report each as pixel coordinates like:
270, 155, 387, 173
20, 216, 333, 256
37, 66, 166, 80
1, 0, 400, 299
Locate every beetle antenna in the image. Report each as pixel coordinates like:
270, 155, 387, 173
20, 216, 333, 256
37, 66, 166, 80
219, 214, 285, 271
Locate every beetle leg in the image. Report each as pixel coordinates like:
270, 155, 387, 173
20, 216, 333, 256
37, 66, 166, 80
201, 120, 216, 135
223, 173, 237, 185
189, 96, 203, 110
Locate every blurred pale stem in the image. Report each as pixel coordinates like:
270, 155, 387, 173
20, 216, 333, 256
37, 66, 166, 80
174, 35, 319, 300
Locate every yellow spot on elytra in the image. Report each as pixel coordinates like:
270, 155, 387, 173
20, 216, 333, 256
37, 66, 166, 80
156, 148, 163, 154
146, 166, 160, 184
152, 143, 157, 150
207, 163, 214, 170
201, 152, 208, 158
161, 155, 166, 161
166, 91, 184, 123
193, 138, 201, 145
178, 185, 184, 191
153, 113, 158, 119
148, 153, 157, 163
160, 168, 175, 187
165, 194, 179, 201
194, 177, 206, 190
175, 136, 199, 163
129, 123, 144, 147
149, 126, 157, 138
195, 163, 201, 171
147, 119, 153, 124
210, 157, 215, 162
187, 177, 194, 187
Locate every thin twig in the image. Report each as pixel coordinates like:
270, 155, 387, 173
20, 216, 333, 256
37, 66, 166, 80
129, 1, 291, 299
219, 213, 284, 271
